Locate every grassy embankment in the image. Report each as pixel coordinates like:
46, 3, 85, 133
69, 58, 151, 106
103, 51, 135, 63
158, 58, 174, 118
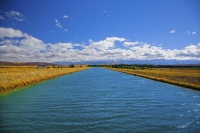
109, 68, 200, 90
0, 66, 89, 94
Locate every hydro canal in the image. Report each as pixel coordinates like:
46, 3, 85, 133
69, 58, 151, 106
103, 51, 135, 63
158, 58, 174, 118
0, 68, 200, 132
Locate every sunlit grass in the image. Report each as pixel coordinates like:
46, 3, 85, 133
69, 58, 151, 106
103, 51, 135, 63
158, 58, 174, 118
109, 68, 200, 90
0, 66, 89, 94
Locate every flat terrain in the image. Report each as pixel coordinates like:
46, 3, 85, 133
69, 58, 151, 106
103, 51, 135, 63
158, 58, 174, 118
109, 68, 200, 90
0, 66, 89, 94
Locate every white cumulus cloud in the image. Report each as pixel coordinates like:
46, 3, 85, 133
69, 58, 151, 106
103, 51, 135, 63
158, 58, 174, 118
0, 27, 200, 62
123, 41, 143, 47
0, 27, 24, 38
85, 37, 126, 51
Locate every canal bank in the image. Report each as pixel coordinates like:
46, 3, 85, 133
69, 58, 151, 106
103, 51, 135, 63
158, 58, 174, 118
108, 68, 200, 91
0, 67, 90, 95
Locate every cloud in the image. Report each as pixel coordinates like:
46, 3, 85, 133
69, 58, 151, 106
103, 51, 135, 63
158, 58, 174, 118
85, 37, 126, 51
63, 15, 68, 18
103, 10, 107, 13
192, 31, 197, 35
170, 30, 176, 34
54, 19, 62, 28
0, 15, 5, 20
0, 28, 46, 61
20, 34, 46, 51
183, 31, 197, 35
47, 43, 73, 52
0, 27, 24, 38
64, 29, 68, 32
175, 44, 200, 59
0, 27, 200, 62
183, 31, 190, 34
5, 11, 26, 22
123, 41, 142, 47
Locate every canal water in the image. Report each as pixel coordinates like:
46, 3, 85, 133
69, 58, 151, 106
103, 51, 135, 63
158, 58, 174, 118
0, 68, 200, 132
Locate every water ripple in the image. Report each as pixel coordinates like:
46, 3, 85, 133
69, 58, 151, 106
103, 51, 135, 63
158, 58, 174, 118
1, 68, 200, 132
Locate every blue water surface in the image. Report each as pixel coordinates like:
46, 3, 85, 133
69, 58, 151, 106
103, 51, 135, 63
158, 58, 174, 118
0, 68, 200, 133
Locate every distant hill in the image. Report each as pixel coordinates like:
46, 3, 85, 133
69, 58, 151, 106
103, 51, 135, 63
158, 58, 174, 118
0, 61, 62, 66
55, 59, 200, 65
1, 60, 200, 66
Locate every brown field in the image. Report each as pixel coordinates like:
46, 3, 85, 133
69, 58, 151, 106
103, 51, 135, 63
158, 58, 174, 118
108, 68, 200, 90
0, 66, 89, 94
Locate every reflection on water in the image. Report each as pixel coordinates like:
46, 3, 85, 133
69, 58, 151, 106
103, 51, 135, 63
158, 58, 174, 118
0, 68, 200, 132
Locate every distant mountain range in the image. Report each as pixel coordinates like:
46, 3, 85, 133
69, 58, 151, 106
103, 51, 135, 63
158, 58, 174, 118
1, 59, 200, 66
54, 59, 200, 65
0, 61, 60, 66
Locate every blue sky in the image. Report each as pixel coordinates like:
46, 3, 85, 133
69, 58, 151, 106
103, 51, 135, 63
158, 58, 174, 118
0, 0, 200, 62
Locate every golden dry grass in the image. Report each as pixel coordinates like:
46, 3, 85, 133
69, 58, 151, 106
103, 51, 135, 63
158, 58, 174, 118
0, 66, 89, 94
109, 68, 200, 90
